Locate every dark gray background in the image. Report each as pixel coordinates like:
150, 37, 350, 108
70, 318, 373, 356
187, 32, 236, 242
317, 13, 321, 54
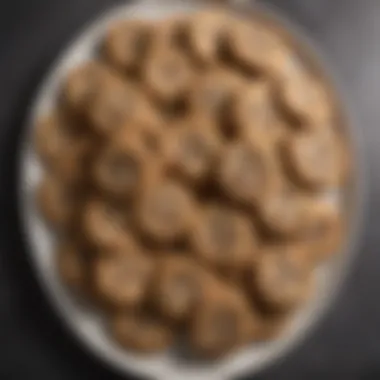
0, 0, 378, 379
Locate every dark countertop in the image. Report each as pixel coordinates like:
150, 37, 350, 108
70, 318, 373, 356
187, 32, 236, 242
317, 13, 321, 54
0, 1, 379, 379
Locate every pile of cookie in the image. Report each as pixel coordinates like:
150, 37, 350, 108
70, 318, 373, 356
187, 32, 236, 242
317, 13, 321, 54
35, 8, 349, 359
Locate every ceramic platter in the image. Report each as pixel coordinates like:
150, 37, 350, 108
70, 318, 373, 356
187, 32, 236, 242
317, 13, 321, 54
18, 1, 365, 379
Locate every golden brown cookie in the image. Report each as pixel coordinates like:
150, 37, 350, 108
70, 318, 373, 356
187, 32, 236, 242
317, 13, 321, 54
224, 19, 282, 74
281, 130, 346, 190
191, 205, 257, 270
37, 175, 83, 229
35, 113, 92, 183
258, 185, 310, 237
63, 61, 112, 112
82, 197, 134, 251
278, 73, 333, 126
299, 200, 344, 263
57, 241, 89, 294
144, 48, 193, 102
271, 46, 306, 82
190, 282, 254, 358
247, 309, 290, 343
185, 8, 230, 64
131, 114, 166, 158
94, 248, 154, 308
231, 81, 284, 143
253, 245, 314, 311
92, 129, 150, 199
163, 118, 221, 183
86, 74, 145, 136
218, 141, 278, 206
103, 20, 152, 72
153, 255, 208, 322
151, 16, 188, 50
137, 179, 196, 244
190, 69, 243, 122
111, 311, 173, 353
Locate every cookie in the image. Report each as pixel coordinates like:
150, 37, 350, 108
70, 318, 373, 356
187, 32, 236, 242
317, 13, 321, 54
37, 175, 83, 229
130, 113, 166, 158
137, 179, 196, 243
299, 200, 344, 263
278, 73, 333, 126
82, 197, 133, 251
153, 255, 208, 322
144, 48, 192, 102
94, 248, 154, 308
35, 113, 92, 183
253, 245, 314, 311
265, 42, 306, 82
190, 69, 243, 122
190, 283, 253, 358
191, 205, 257, 270
163, 118, 221, 183
111, 311, 173, 353
281, 130, 346, 190
231, 81, 284, 143
258, 185, 309, 237
86, 73, 145, 136
224, 19, 282, 74
218, 141, 278, 207
63, 61, 112, 112
92, 129, 149, 198
57, 241, 90, 294
151, 16, 188, 50
185, 8, 229, 64
248, 309, 290, 342
103, 20, 152, 72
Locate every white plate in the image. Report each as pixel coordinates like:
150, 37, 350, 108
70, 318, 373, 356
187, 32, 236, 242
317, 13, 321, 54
18, 1, 366, 379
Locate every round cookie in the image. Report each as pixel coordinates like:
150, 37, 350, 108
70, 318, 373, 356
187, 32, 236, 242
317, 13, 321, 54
35, 113, 92, 183
57, 241, 90, 295
231, 80, 284, 143
191, 205, 257, 271
190, 69, 243, 123
94, 247, 154, 308
185, 8, 230, 64
259, 37, 311, 88
190, 282, 254, 358
299, 200, 344, 263
163, 118, 221, 183
248, 309, 291, 343
259, 185, 310, 237
130, 114, 166, 158
278, 73, 333, 126
82, 197, 133, 251
224, 18, 283, 74
103, 20, 153, 73
137, 179, 196, 244
63, 60, 113, 112
86, 73, 146, 136
144, 47, 193, 102
111, 311, 173, 353
153, 255, 208, 322
92, 129, 150, 199
281, 130, 346, 190
111, 106, 165, 158
37, 175, 83, 229
151, 16, 188, 50
253, 245, 314, 311
218, 141, 278, 207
